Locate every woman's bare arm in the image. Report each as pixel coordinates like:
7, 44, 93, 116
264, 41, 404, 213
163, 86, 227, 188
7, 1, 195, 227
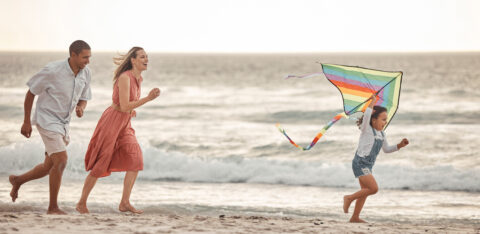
117, 73, 160, 112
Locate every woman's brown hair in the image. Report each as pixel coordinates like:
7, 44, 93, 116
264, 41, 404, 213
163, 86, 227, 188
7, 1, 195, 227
113, 47, 144, 82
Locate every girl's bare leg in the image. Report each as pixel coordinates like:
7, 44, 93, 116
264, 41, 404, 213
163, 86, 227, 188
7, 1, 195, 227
119, 171, 143, 214
76, 174, 98, 214
343, 174, 378, 222
350, 176, 377, 222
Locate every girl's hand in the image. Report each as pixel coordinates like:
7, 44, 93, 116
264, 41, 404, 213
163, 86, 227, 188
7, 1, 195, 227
398, 138, 409, 149
148, 88, 161, 101
131, 110, 136, 118
368, 93, 377, 108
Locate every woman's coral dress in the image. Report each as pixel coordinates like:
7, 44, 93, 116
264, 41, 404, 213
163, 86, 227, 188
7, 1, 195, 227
84, 70, 143, 178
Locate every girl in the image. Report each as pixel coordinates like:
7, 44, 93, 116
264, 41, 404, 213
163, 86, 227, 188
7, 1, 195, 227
76, 47, 160, 214
343, 94, 409, 223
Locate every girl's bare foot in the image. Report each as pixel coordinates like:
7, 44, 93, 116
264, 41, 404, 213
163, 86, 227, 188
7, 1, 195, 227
76, 202, 90, 214
47, 207, 67, 215
343, 195, 353, 213
349, 217, 367, 223
119, 202, 143, 214
9, 175, 20, 202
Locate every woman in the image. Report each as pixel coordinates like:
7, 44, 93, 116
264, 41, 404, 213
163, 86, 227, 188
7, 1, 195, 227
76, 47, 160, 214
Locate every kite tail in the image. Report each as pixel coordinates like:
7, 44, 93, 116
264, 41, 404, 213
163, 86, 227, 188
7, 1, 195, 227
276, 112, 348, 151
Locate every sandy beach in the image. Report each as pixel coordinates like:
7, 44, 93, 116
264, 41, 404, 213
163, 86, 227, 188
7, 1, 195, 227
0, 211, 478, 234
1, 178, 479, 233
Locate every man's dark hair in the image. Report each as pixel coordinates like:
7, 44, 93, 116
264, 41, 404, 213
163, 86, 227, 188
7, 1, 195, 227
69, 40, 90, 56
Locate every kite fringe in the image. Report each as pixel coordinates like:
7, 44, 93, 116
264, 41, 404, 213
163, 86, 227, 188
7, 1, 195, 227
276, 112, 348, 151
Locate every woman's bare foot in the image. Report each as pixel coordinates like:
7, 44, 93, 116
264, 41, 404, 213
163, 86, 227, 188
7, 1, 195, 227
349, 217, 367, 223
343, 195, 353, 213
9, 175, 20, 202
76, 202, 89, 214
119, 202, 143, 214
47, 207, 67, 215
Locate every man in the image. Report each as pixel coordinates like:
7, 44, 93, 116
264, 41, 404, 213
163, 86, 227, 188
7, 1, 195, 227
9, 40, 92, 214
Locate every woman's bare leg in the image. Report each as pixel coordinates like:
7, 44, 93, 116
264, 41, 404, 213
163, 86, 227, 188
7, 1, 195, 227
76, 174, 98, 214
119, 171, 143, 214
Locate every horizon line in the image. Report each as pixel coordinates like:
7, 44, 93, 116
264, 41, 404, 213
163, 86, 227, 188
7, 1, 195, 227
1, 49, 479, 54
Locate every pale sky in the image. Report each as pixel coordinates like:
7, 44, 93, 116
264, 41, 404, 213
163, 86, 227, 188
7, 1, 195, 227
1, 0, 479, 52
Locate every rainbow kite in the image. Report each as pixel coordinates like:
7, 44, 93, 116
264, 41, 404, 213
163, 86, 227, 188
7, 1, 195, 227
277, 63, 402, 151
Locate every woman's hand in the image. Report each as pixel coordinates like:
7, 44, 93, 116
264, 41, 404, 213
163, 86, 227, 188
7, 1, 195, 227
148, 88, 161, 101
131, 110, 136, 118
398, 138, 409, 149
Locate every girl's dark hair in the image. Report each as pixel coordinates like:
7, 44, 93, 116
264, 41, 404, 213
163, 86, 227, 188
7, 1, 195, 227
357, 106, 387, 128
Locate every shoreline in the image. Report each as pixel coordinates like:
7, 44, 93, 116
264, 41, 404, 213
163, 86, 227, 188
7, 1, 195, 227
1, 179, 479, 226
0, 212, 478, 234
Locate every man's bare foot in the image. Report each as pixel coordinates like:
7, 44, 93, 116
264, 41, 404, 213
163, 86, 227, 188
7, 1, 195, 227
349, 217, 367, 223
76, 203, 89, 214
119, 202, 143, 214
343, 195, 353, 213
47, 207, 67, 215
9, 175, 20, 202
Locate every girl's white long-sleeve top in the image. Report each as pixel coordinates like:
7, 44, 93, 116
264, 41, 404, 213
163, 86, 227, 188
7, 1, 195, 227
356, 107, 398, 157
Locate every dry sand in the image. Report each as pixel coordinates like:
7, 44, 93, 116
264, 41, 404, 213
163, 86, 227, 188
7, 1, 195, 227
0, 212, 478, 234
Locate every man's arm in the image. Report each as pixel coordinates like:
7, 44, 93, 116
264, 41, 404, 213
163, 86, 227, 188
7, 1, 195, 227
21, 91, 35, 138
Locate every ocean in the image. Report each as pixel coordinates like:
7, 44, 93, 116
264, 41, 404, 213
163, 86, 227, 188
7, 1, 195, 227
0, 52, 479, 224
